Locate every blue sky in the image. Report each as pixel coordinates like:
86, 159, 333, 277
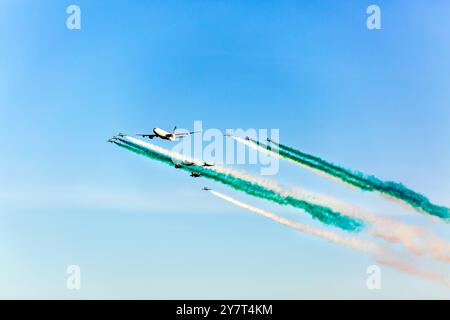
1, 0, 450, 298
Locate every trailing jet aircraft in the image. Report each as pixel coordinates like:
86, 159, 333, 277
190, 172, 201, 178
202, 162, 214, 167
174, 160, 195, 169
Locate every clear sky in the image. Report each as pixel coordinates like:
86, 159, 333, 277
1, 0, 450, 299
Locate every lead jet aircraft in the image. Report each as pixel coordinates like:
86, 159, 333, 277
137, 126, 199, 141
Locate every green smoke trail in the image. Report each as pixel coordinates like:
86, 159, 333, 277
114, 139, 364, 232
251, 139, 374, 191
255, 139, 450, 221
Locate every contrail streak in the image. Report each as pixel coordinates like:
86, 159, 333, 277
319, 194, 450, 263
209, 190, 450, 287
210, 190, 376, 252
250, 138, 450, 221
231, 136, 450, 262
113, 137, 363, 232
116, 138, 450, 263
231, 136, 352, 188
112, 138, 450, 286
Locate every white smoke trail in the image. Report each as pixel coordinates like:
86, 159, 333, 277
125, 136, 450, 263
126, 136, 350, 197
119, 137, 450, 286
126, 136, 338, 200
209, 190, 450, 287
235, 137, 448, 225
298, 190, 450, 263
210, 190, 377, 252
229, 135, 450, 263
231, 136, 352, 188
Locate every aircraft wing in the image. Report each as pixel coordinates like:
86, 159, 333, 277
137, 134, 157, 139
174, 131, 199, 137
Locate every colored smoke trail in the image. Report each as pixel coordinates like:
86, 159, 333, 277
311, 192, 450, 263
246, 137, 450, 221
209, 190, 450, 287
248, 137, 374, 190
210, 190, 376, 252
114, 137, 364, 232
231, 136, 450, 262
112, 138, 450, 286
231, 136, 358, 188
117, 137, 450, 263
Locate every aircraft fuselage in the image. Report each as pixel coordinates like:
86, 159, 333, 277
153, 128, 176, 141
